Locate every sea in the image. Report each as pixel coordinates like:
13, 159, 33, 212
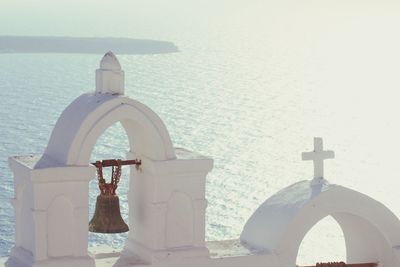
1, 1, 400, 265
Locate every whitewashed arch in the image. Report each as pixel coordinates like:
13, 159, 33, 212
35, 93, 176, 168
240, 180, 400, 266
6, 53, 214, 267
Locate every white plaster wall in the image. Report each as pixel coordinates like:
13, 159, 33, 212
122, 150, 212, 263
166, 192, 194, 248
12, 183, 25, 248
47, 196, 74, 257
125, 161, 209, 259
20, 186, 34, 254
112, 249, 281, 267
9, 160, 34, 253
6, 157, 95, 267
333, 213, 385, 264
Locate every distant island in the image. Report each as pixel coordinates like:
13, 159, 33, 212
0, 36, 179, 54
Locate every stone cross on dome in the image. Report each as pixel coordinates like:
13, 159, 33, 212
302, 137, 335, 179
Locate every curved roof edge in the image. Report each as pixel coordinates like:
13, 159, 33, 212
240, 179, 400, 254
35, 93, 176, 168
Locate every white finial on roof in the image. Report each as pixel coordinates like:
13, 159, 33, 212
100, 51, 122, 70
302, 137, 335, 180
95, 51, 124, 95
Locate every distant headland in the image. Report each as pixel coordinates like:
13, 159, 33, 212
0, 36, 179, 54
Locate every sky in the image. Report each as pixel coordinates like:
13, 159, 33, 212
0, 0, 242, 38
1, 0, 400, 39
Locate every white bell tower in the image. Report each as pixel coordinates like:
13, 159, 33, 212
6, 52, 213, 267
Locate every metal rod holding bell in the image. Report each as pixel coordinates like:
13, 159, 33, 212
88, 159, 141, 234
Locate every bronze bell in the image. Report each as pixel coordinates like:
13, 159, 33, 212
89, 194, 128, 233
89, 159, 141, 234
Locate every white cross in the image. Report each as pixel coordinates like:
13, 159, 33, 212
302, 137, 335, 179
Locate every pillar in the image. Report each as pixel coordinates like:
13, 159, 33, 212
124, 148, 213, 263
6, 155, 95, 267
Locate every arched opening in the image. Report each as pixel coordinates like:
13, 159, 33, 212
241, 181, 400, 267
88, 122, 131, 253
296, 215, 346, 266
31, 93, 211, 265
37, 95, 176, 169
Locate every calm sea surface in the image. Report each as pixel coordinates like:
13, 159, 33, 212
1, 1, 400, 265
